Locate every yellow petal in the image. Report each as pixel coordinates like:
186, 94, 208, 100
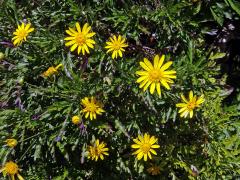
160, 79, 170, 90
131, 144, 141, 148
149, 136, 157, 145
189, 91, 194, 100
65, 40, 76, 47
151, 144, 160, 148
156, 82, 161, 96
150, 83, 156, 94
136, 76, 148, 83
189, 110, 194, 118
144, 154, 148, 161
148, 152, 152, 159
176, 103, 187, 107
137, 152, 144, 160
161, 61, 173, 71
17, 174, 24, 180
138, 134, 144, 143
76, 22, 81, 32
27, 28, 34, 33
180, 94, 188, 103
178, 107, 187, 113
144, 58, 154, 69
77, 46, 82, 54
70, 44, 78, 52
150, 149, 157, 155
82, 23, 89, 32
139, 79, 148, 88
196, 95, 205, 105
140, 62, 150, 71
135, 71, 148, 76
86, 32, 96, 38
118, 50, 123, 57
85, 112, 89, 118
157, 54, 165, 69
143, 81, 151, 92
66, 30, 75, 36
154, 55, 159, 68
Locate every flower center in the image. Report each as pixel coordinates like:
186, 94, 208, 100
187, 102, 196, 110
5, 162, 19, 175
113, 42, 121, 50
18, 30, 27, 39
149, 69, 163, 82
75, 33, 86, 45
86, 103, 98, 112
141, 143, 151, 154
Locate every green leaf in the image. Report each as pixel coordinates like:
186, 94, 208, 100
225, 0, 240, 16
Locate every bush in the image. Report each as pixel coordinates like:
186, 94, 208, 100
1, 0, 240, 179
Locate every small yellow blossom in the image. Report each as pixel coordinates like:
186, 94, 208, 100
0, 52, 4, 60
136, 55, 176, 96
87, 139, 109, 161
176, 90, 205, 118
131, 133, 160, 161
147, 165, 161, 175
72, 115, 81, 125
41, 64, 63, 78
5, 139, 18, 148
0, 161, 24, 180
12, 22, 34, 46
64, 22, 96, 55
105, 35, 128, 59
81, 97, 105, 120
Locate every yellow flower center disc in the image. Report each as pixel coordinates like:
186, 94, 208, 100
86, 103, 98, 112
5, 162, 19, 175
149, 69, 163, 82
76, 34, 86, 45
187, 102, 196, 110
141, 143, 151, 153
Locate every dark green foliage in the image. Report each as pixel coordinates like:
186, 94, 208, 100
0, 0, 240, 179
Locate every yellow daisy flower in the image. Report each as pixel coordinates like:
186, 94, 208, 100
5, 139, 18, 148
176, 90, 205, 118
136, 55, 176, 96
87, 139, 109, 161
105, 35, 128, 59
131, 133, 160, 161
81, 97, 105, 120
41, 63, 63, 78
71, 115, 81, 125
147, 164, 161, 175
0, 161, 24, 180
64, 22, 96, 55
12, 22, 34, 46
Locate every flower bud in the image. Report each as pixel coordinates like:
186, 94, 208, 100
0, 52, 4, 60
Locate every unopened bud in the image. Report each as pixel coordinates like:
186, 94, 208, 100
0, 52, 4, 60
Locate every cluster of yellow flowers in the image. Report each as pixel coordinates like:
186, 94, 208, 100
3, 21, 205, 177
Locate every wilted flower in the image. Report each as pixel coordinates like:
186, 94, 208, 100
147, 164, 161, 175
41, 64, 63, 78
